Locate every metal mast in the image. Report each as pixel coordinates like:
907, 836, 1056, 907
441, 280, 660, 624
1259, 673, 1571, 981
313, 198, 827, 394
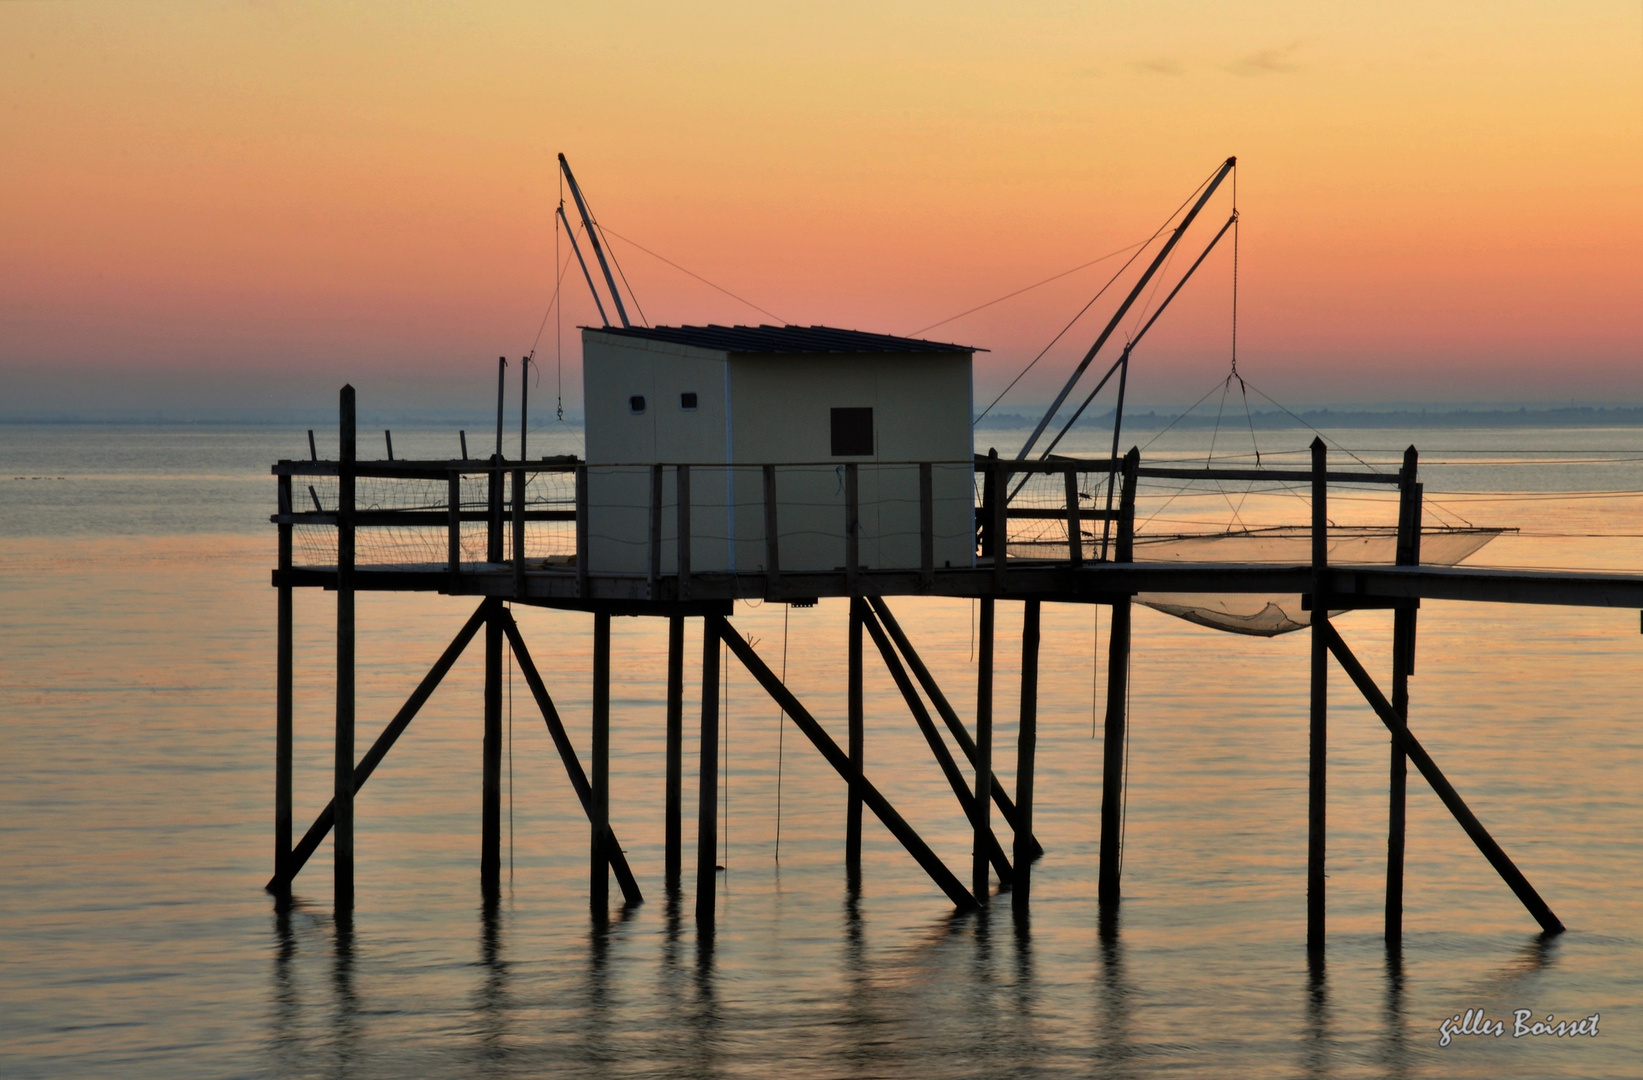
558, 153, 631, 329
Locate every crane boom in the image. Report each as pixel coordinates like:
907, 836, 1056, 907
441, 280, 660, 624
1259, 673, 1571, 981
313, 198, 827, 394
558, 153, 631, 329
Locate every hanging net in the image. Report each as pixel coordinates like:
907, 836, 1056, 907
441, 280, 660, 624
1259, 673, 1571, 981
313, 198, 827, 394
1132, 525, 1503, 636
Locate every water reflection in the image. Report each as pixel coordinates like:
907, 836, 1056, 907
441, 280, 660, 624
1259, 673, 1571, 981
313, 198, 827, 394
1300, 949, 1330, 1079
331, 911, 361, 1077
1380, 944, 1411, 1080
1094, 906, 1136, 1078
472, 889, 510, 1075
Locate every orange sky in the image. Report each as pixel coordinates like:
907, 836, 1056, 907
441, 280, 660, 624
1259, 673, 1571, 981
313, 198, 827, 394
2, 2, 1640, 411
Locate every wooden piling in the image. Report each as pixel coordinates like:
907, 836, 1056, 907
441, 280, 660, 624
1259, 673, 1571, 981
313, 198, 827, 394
696, 616, 721, 926
1308, 436, 1328, 952
847, 598, 865, 885
447, 471, 461, 590
972, 597, 995, 903
1098, 450, 1137, 908
845, 463, 859, 591
512, 467, 526, 597
677, 464, 692, 601
665, 615, 685, 891
487, 455, 503, 564
1387, 445, 1420, 943
1013, 599, 1041, 918
575, 465, 589, 598
275, 473, 293, 895
649, 464, 664, 598
1064, 466, 1083, 567
335, 385, 356, 912
919, 462, 934, 588
763, 465, 781, 598
482, 602, 502, 889
591, 612, 611, 912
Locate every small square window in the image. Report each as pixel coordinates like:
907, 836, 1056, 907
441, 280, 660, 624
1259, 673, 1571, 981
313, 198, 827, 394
680, 392, 698, 411
629, 395, 646, 414
830, 407, 874, 457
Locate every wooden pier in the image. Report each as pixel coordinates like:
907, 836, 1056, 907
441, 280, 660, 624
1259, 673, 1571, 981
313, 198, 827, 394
269, 386, 1643, 947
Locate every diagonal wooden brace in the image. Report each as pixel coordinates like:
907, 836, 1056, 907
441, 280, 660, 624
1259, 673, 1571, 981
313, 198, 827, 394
861, 606, 1014, 885
499, 610, 644, 907
867, 596, 1044, 860
1322, 622, 1564, 935
267, 601, 490, 893
716, 616, 978, 911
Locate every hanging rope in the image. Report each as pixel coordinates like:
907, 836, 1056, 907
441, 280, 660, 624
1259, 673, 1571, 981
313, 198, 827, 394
774, 606, 789, 862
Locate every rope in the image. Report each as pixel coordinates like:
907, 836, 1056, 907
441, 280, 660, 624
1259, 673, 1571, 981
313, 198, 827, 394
599, 224, 789, 324
910, 237, 1148, 337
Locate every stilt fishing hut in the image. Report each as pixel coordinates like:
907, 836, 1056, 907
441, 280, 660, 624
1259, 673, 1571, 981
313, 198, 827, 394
265, 153, 1643, 952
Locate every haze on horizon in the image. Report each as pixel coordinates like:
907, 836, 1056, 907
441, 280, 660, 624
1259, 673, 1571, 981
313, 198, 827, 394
2, 2, 1639, 420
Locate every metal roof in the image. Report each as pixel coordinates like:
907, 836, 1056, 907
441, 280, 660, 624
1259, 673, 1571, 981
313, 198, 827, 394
584, 324, 981, 355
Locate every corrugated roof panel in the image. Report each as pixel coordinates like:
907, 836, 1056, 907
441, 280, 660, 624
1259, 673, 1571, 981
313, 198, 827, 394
584, 324, 982, 355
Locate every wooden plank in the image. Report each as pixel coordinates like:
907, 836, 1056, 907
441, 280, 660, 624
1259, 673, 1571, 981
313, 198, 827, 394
512, 467, 526, 597
575, 465, 589, 598
1097, 602, 1130, 906
275, 473, 293, 896
1064, 466, 1083, 568
498, 612, 643, 906
1387, 445, 1418, 944
677, 464, 691, 601
716, 617, 977, 911
1323, 622, 1564, 934
481, 604, 502, 888
447, 472, 462, 588
649, 464, 664, 598
1135, 465, 1402, 485
267, 602, 489, 892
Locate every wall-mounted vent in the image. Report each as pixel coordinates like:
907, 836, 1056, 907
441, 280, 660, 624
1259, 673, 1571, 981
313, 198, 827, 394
830, 407, 874, 457
629, 395, 647, 414
680, 392, 698, 411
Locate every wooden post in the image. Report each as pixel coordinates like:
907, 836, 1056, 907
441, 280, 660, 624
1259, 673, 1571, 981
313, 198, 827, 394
335, 385, 356, 912
1309, 436, 1328, 952
696, 615, 721, 926
447, 470, 461, 589
846, 597, 864, 886
275, 472, 293, 895
991, 457, 1007, 593
1387, 445, 1420, 943
512, 466, 526, 597
972, 597, 995, 903
1013, 600, 1041, 918
649, 464, 664, 598
677, 465, 692, 601
487, 455, 503, 563
844, 463, 859, 591
1065, 465, 1083, 567
919, 462, 934, 588
763, 464, 781, 598
482, 602, 502, 889
575, 465, 589, 598
591, 611, 611, 913
1098, 450, 1137, 908
665, 615, 685, 892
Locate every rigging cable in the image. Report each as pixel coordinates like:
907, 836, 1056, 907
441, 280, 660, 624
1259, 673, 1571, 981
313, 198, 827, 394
599, 224, 790, 324
911, 238, 1149, 337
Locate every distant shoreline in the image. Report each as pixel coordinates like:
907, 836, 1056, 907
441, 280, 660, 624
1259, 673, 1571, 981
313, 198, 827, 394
4, 405, 1643, 429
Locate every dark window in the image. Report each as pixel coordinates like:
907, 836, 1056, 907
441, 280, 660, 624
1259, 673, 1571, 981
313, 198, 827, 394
830, 407, 874, 456
680, 392, 698, 411
629, 395, 646, 414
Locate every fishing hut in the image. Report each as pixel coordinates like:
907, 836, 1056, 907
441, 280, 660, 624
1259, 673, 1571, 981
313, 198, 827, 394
266, 154, 1643, 951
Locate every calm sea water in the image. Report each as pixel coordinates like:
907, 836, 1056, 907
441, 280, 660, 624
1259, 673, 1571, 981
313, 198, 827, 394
3, 420, 1641, 1078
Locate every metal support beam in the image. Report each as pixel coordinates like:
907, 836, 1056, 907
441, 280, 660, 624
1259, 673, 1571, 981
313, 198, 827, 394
268, 603, 490, 893
497, 611, 643, 906
972, 597, 995, 903
1309, 437, 1328, 952
716, 618, 977, 910
1322, 622, 1564, 935
696, 618, 721, 926
665, 615, 685, 891
591, 612, 611, 913
335, 385, 356, 913
865, 597, 1042, 859
861, 607, 1013, 883
1013, 600, 1041, 918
